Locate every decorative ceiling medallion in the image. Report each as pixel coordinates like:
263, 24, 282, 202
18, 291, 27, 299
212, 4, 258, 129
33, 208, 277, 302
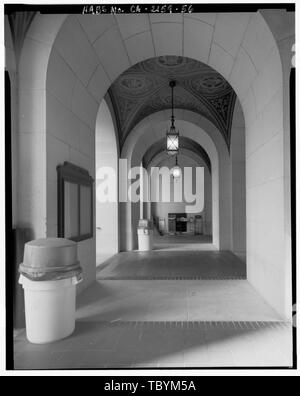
192, 75, 228, 94
119, 74, 154, 96
108, 56, 237, 150
141, 56, 201, 76
121, 77, 145, 90
157, 56, 184, 67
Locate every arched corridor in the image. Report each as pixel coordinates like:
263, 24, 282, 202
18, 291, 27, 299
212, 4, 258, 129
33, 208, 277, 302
6, 5, 295, 370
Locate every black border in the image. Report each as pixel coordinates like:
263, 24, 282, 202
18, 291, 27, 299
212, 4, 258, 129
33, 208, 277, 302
5, 2, 297, 372
4, 3, 295, 14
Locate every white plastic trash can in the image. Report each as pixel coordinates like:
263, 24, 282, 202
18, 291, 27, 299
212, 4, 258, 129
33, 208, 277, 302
18, 238, 82, 344
137, 227, 153, 251
19, 275, 80, 344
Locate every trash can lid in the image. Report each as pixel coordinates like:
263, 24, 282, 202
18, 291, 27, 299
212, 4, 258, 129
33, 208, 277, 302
26, 238, 76, 248
20, 238, 79, 275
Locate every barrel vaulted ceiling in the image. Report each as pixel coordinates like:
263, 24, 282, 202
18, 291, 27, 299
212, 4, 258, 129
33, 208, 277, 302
108, 56, 236, 150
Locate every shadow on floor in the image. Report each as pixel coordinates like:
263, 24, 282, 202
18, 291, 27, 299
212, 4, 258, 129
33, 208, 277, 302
13, 320, 292, 369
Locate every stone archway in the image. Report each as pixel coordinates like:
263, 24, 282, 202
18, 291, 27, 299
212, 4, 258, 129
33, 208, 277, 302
14, 10, 292, 318
121, 113, 223, 252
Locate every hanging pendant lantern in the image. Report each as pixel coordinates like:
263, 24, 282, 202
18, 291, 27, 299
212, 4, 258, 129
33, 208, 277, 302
172, 155, 181, 179
166, 80, 179, 156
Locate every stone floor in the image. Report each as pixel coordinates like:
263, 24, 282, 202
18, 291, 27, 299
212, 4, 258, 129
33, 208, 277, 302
98, 233, 245, 280
13, 237, 293, 370
76, 280, 282, 323
153, 233, 214, 251
97, 251, 246, 280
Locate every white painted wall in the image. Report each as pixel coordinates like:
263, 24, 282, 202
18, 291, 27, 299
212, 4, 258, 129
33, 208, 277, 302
95, 100, 119, 265
230, 100, 246, 261
18, 14, 66, 240
150, 154, 212, 235
17, 15, 98, 293
239, 13, 292, 319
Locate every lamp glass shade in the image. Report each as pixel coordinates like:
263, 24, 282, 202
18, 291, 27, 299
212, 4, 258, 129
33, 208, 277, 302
172, 165, 181, 179
167, 133, 179, 155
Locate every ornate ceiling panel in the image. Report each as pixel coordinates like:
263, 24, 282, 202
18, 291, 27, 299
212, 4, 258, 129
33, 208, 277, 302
108, 56, 236, 150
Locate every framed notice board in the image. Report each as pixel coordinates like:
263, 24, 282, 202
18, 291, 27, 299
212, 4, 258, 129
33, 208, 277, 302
57, 161, 94, 242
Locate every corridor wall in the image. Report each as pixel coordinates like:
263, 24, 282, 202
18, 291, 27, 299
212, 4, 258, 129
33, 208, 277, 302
150, 154, 212, 235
